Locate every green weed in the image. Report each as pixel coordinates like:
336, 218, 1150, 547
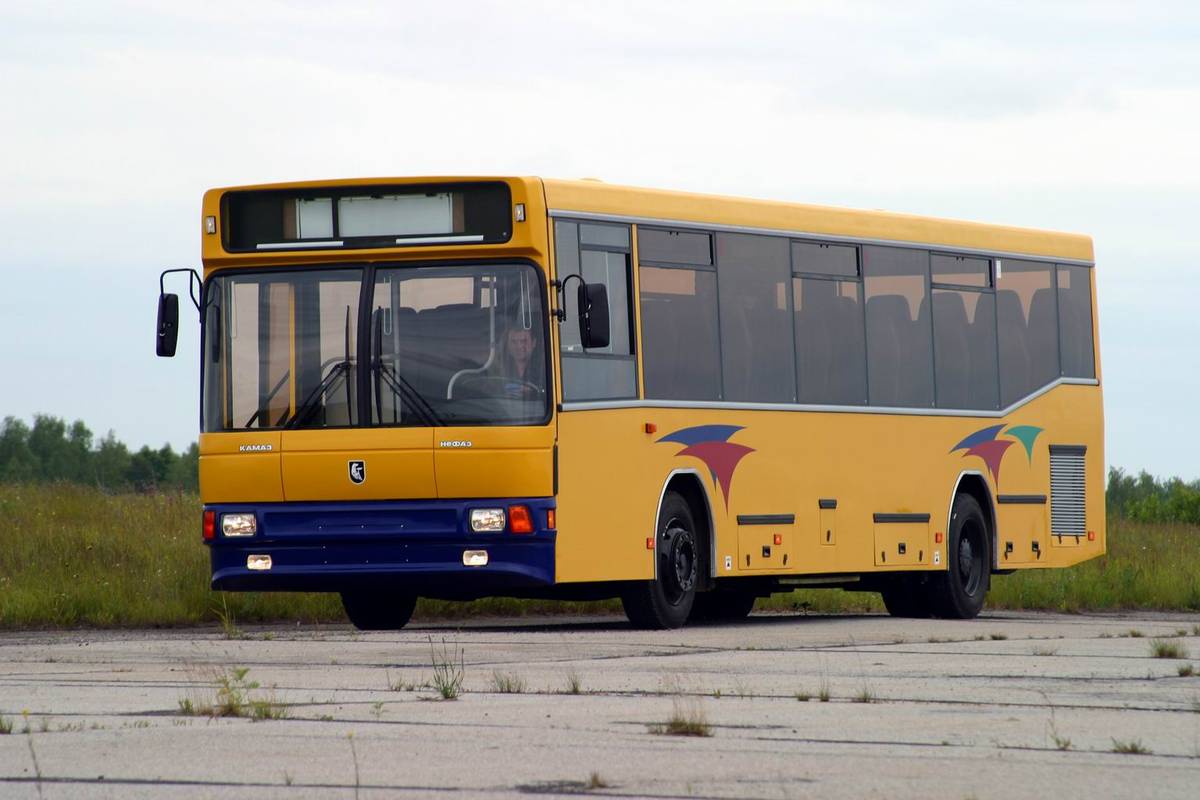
429, 637, 465, 700
1177, 664, 1195, 677
178, 667, 288, 720
1111, 738, 1152, 755
1151, 640, 1189, 659
0, 715, 11, 735
490, 670, 526, 694
563, 668, 582, 695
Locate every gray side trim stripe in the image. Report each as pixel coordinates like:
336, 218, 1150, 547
997, 494, 1048, 505
549, 209, 1095, 267
736, 514, 796, 526
561, 377, 1099, 416
874, 513, 932, 524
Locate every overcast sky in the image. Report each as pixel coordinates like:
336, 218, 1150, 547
2, 1, 1197, 478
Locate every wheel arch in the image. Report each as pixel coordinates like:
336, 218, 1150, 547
655, 469, 717, 591
948, 471, 997, 572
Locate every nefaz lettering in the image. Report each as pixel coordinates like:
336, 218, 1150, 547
439, 440, 473, 448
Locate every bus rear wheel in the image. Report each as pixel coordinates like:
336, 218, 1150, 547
622, 491, 699, 629
927, 493, 990, 619
340, 590, 417, 631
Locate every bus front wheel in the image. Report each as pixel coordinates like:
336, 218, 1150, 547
927, 493, 990, 619
622, 491, 699, 629
340, 590, 417, 631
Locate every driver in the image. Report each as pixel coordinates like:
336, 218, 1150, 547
490, 325, 543, 398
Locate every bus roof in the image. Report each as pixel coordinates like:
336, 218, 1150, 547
201, 176, 1093, 265
542, 178, 1094, 264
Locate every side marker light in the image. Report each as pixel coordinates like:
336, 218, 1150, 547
546, 509, 557, 530
1087, 530, 1095, 541
773, 533, 782, 546
646, 537, 655, 550
934, 531, 944, 544
644, 422, 657, 434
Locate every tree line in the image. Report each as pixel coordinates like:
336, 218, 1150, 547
1106, 468, 1200, 525
0, 415, 197, 491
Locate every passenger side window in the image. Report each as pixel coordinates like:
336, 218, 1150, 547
1056, 264, 1096, 379
555, 220, 637, 401
715, 233, 796, 403
996, 260, 1059, 406
931, 255, 999, 410
639, 228, 721, 400
863, 246, 934, 407
792, 242, 866, 405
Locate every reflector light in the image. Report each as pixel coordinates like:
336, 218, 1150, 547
773, 533, 782, 546
470, 508, 505, 532
514, 203, 526, 222
646, 536, 655, 550
644, 422, 657, 434
202, 510, 215, 541
509, 505, 534, 534
546, 509, 557, 530
246, 554, 272, 571
1087, 530, 1096, 541
221, 512, 257, 537
934, 532, 944, 544
463, 550, 489, 567
205, 215, 217, 234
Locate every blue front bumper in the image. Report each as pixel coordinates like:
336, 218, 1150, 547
205, 497, 556, 596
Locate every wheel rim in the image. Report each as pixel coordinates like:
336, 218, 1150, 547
659, 518, 697, 605
957, 518, 985, 597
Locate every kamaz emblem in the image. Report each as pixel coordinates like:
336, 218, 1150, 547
238, 443, 273, 452
348, 460, 366, 484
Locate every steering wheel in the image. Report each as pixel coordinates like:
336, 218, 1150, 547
455, 375, 544, 400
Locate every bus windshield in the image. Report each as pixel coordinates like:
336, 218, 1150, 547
202, 263, 549, 431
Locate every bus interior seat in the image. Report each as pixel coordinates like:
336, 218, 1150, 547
1027, 288, 1060, 384
932, 292, 970, 408
996, 289, 1030, 404
866, 294, 909, 404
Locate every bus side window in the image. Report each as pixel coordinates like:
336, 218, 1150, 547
555, 220, 637, 401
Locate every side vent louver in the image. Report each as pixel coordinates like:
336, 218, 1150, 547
1050, 445, 1086, 535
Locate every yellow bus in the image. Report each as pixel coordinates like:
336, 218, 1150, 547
155, 176, 1104, 629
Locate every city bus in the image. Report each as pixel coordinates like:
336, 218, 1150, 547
156, 176, 1104, 629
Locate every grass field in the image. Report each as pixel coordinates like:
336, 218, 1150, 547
1, 483, 1197, 628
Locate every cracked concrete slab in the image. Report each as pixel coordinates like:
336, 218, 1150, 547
1, 610, 1198, 798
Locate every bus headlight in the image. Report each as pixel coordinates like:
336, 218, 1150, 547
221, 513, 258, 537
470, 508, 506, 532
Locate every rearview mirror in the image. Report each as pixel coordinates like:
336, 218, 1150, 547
577, 283, 610, 350
156, 293, 180, 357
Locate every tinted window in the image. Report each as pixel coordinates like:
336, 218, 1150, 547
555, 220, 637, 401
996, 259, 1059, 406
794, 277, 867, 404
933, 289, 999, 410
863, 246, 934, 407
792, 241, 858, 277
1057, 265, 1095, 379
638, 229, 712, 265
931, 254, 990, 287
716, 233, 795, 403
640, 267, 722, 400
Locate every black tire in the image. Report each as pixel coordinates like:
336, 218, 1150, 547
927, 493, 990, 619
622, 491, 700, 629
689, 589, 757, 623
879, 576, 933, 618
340, 591, 418, 631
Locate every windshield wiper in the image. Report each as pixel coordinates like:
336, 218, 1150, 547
370, 308, 442, 427
281, 305, 356, 429
281, 360, 351, 428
